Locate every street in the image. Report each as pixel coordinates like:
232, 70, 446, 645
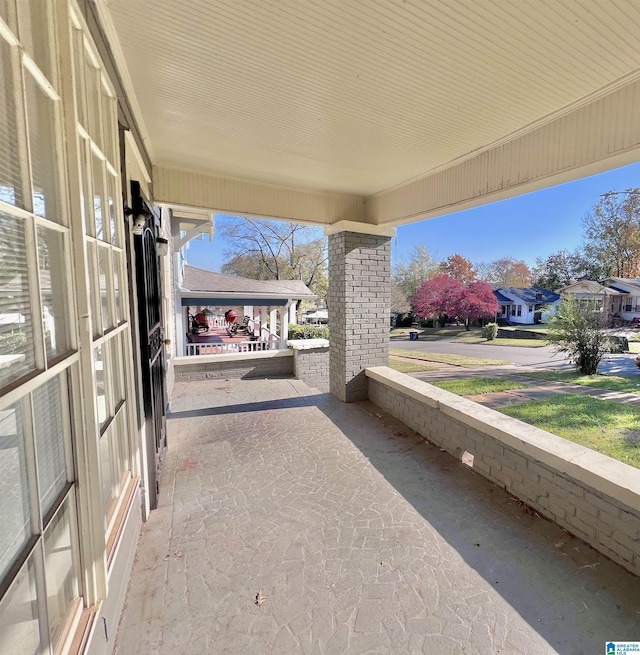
390, 337, 640, 376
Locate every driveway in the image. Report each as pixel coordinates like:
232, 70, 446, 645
391, 338, 640, 375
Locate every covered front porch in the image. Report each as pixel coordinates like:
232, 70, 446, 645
114, 377, 640, 653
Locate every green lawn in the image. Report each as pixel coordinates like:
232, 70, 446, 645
432, 377, 527, 395
455, 336, 546, 348
390, 349, 510, 368
520, 370, 640, 394
501, 395, 640, 468
388, 358, 438, 373
390, 326, 473, 341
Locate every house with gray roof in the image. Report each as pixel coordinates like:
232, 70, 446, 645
559, 277, 640, 324
493, 287, 561, 324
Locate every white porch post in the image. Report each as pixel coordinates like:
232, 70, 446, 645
243, 305, 253, 319
269, 307, 278, 336
280, 304, 290, 348
260, 306, 268, 336
289, 302, 297, 325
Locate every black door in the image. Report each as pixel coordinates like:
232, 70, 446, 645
132, 182, 167, 510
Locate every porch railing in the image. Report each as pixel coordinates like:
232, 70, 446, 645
185, 340, 278, 356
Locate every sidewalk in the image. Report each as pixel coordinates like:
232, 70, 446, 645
410, 367, 640, 410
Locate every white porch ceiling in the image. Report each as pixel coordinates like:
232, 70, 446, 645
102, 0, 640, 204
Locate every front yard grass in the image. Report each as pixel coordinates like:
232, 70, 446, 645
520, 370, 640, 394
390, 326, 473, 341
388, 357, 438, 373
500, 395, 640, 468
390, 349, 510, 368
432, 377, 527, 395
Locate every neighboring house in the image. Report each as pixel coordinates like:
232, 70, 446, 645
494, 287, 561, 324
177, 264, 316, 352
559, 278, 640, 323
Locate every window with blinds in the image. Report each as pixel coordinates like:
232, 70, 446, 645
0, 1, 82, 651
0, 38, 22, 208
0, 401, 30, 581
33, 373, 70, 518
0, 212, 36, 388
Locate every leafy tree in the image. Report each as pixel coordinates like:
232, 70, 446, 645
390, 281, 411, 314
456, 280, 501, 329
546, 296, 610, 375
218, 216, 328, 303
413, 274, 499, 330
439, 253, 476, 283
393, 245, 440, 301
480, 257, 532, 287
532, 248, 608, 290
582, 188, 640, 278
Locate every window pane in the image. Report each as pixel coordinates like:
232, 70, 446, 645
101, 90, 115, 165
78, 138, 93, 237
71, 29, 87, 131
91, 153, 104, 240
113, 250, 123, 324
0, 39, 23, 208
33, 375, 69, 516
87, 241, 100, 337
94, 345, 107, 428
25, 72, 60, 222
0, 555, 43, 655
84, 54, 101, 149
98, 246, 112, 331
17, 0, 53, 83
106, 171, 118, 246
44, 499, 79, 651
0, 402, 31, 580
0, 1, 9, 26
37, 226, 71, 362
100, 422, 115, 521
0, 213, 35, 389
109, 334, 124, 406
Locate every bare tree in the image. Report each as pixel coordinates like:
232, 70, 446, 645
218, 216, 328, 302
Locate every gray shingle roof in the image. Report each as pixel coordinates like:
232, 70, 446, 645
182, 265, 315, 297
496, 287, 560, 304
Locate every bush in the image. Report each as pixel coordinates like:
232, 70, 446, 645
288, 324, 329, 340
546, 297, 610, 374
482, 322, 498, 341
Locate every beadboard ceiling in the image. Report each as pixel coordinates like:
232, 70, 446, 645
103, 0, 640, 196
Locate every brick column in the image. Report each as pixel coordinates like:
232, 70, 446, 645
328, 230, 391, 402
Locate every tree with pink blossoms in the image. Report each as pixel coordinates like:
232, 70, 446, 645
413, 275, 499, 330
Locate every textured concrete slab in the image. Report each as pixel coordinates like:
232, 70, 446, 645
114, 378, 640, 655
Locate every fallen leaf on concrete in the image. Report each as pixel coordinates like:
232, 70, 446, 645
255, 590, 266, 606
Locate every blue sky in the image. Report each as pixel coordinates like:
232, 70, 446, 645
186, 162, 640, 272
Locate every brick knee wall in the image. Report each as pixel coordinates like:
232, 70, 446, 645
367, 370, 640, 577
293, 347, 329, 392
174, 353, 293, 381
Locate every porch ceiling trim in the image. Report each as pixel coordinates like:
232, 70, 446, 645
181, 295, 290, 307
367, 77, 640, 226
154, 166, 366, 226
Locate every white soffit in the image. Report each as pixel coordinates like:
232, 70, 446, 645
103, 0, 640, 197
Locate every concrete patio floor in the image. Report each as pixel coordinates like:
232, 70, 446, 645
114, 378, 640, 655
